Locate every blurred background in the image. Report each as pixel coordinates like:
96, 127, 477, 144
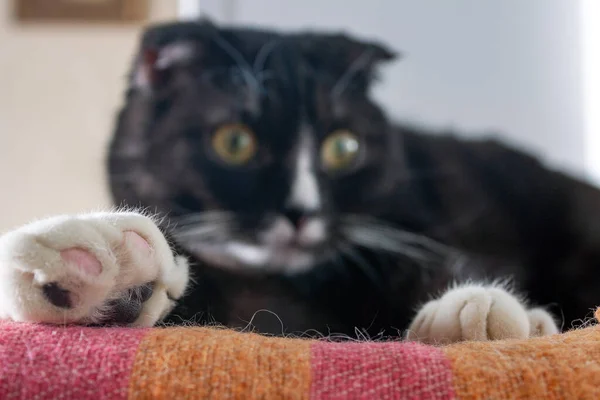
0, 0, 597, 232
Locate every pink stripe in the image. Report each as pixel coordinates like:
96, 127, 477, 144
0, 322, 147, 400
311, 341, 455, 400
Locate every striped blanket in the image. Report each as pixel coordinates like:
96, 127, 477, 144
2, 311, 600, 399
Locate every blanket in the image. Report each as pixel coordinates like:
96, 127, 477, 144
2, 310, 600, 399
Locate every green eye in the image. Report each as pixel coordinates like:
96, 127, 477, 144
320, 130, 360, 171
212, 124, 257, 165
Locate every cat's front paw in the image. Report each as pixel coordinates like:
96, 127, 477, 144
406, 284, 558, 344
0, 211, 189, 327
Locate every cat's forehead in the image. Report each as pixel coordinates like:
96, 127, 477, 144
136, 21, 397, 102
139, 21, 392, 143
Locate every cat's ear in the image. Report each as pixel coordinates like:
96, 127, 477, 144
131, 41, 195, 91
130, 18, 217, 92
295, 32, 399, 90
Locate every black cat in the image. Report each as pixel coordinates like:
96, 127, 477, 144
107, 19, 600, 337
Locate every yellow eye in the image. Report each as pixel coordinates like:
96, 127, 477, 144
321, 130, 360, 171
211, 124, 257, 165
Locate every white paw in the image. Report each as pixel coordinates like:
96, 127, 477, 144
0, 211, 189, 327
406, 284, 558, 344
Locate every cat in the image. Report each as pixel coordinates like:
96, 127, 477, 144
5, 17, 598, 344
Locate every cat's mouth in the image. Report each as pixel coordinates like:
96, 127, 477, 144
186, 240, 324, 274
173, 214, 329, 274
223, 241, 321, 272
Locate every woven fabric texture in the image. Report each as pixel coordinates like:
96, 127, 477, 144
2, 311, 600, 399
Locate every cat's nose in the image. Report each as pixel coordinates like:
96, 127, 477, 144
283, 207, 309, 230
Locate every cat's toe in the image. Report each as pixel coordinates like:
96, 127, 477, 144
406, 284, 554, 344
527, 307, 559, 336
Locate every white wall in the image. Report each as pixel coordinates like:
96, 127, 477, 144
197, 0, 586, 177
582, 0, 600, 183
0, 1, 178, 231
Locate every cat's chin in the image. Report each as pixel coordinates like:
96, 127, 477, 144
188, 241, 319, 274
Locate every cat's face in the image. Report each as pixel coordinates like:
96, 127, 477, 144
110, 21, 402, 273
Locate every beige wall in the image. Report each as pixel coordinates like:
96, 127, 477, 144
0, 1, 177, 232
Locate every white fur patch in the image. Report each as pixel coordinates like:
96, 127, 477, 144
224, 240, 316, 273
133, 42, 194, 90
297, 218, 326, 246
226, 242, 270, 267
287, 134, 321, 211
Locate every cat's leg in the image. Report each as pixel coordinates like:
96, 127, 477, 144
0, 211, 189, 327
406, 283, 558, 344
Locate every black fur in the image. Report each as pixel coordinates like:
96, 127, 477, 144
109, 19, 600, 336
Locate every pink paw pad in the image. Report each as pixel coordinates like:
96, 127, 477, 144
123, 231, 152, 256
60, 248, 102, 276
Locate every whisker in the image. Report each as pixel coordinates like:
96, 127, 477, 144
212, 34, 260, 95
168, 210, 238, 246
341, 227, 435, 262
425, 204, 491, 238
324, 246, 350, 279
341, 215, 452, 255
253, 39, 282, 74
338, 215, 462, 275
255, 70, 277, 84
172, 225, 222, 238
170, 211, 235, 225
337, 241, 385, 291
330, 49, 375, 99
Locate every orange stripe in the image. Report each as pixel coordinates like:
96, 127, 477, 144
444, 325, 600, 399
128, 327, 311, 399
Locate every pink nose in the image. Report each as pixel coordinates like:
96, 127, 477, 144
283, 208, 309, 230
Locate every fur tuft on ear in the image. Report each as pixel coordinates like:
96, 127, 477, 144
130, 18, 218, 91
132, 42, 196, 90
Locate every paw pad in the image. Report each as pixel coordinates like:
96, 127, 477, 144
124, 231, 152, 255
102, 283, 155, 325
60, 248, 102, 277
42, 282, 73, 309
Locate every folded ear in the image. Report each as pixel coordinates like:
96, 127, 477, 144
130, 18, 218, 92
294, 32, 399, 92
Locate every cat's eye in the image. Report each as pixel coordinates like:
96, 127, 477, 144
321, 130, 360, 171
211, 124, 257, 165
